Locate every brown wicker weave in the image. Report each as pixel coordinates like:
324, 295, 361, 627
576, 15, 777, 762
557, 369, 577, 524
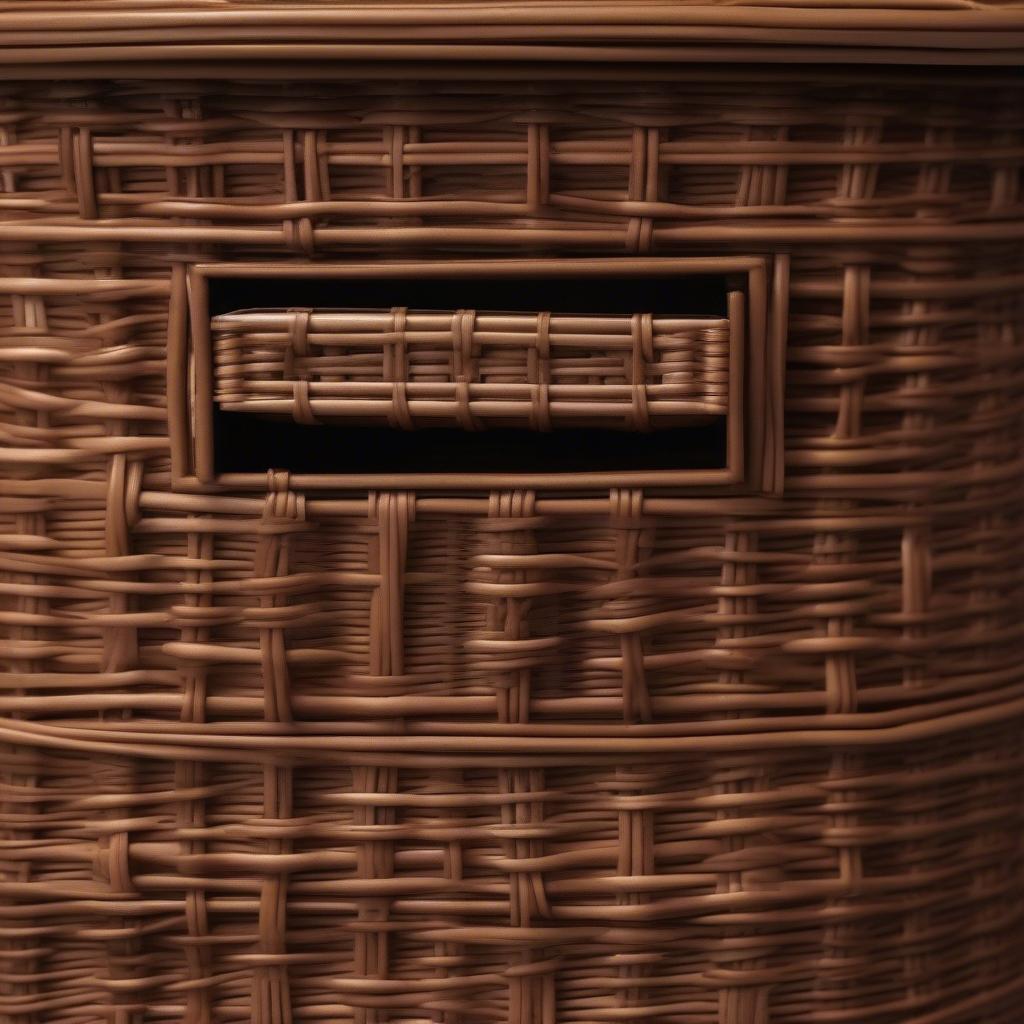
2, 4, 1024, 1024
211, 308, 730, 430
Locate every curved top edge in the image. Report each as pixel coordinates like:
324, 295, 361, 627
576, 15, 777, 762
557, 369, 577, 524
2, 2, 1024, 70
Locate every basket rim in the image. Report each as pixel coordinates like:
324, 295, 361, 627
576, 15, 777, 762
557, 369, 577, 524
2, 1, 1024, 72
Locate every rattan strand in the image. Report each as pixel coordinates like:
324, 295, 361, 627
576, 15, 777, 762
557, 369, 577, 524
1, 65, 1024, 1024
3, 1, 1024, 67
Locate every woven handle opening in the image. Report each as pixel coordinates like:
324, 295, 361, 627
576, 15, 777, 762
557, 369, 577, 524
205, 272, 733, 477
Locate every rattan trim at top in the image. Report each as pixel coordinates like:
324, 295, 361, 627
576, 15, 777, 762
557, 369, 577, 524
3, 1, 1024, 70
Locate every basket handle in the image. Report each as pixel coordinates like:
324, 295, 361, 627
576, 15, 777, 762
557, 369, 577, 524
177, 257, 776, 491
210, 306, 731, 433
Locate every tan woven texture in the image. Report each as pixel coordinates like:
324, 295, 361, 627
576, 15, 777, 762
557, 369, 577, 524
2, 62, 1024, 1024
212, 309, 730, 429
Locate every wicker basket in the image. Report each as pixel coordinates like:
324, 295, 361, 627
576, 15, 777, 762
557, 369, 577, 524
2, 4, 1024, 1024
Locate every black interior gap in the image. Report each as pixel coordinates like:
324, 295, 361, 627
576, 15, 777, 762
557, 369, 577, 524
209, 272, 730, 477
208, 273, 729, 318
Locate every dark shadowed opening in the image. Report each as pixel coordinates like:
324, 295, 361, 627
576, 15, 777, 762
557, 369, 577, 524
208, 271, 731, 477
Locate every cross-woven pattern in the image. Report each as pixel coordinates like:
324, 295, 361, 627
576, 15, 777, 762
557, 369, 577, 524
2, 72, 1024, 1024
212, 308, 729, 430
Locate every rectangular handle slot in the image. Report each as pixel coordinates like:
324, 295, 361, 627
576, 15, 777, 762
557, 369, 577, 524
178, 258, 770, 491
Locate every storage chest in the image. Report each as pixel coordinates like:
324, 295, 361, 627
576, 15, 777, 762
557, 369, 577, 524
2, 4, 1024, 1023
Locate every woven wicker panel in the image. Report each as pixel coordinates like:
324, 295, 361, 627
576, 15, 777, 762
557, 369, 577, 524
1, 72, 1024, 1024
212, 308, 730, 429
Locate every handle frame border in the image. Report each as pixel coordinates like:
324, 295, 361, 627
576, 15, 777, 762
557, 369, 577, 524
170, 256, 786, 494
